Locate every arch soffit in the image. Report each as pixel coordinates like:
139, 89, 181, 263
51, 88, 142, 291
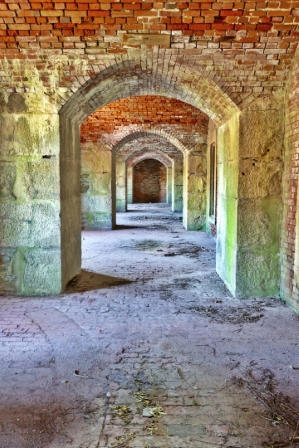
60, 60, 240, 127
113, 130, 187, 156
127, 150, 173, 168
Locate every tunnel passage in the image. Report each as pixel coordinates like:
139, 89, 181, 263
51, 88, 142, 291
133, 159, 167, 204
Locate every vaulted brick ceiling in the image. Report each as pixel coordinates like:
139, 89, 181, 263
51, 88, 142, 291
80, 95, 209, 150
1, 1, 298, 112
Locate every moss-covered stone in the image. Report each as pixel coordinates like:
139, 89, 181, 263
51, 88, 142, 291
0, 114, 59, 157
7, 93, 27, 114
236, 250, 280, 297
83, 212, 112, 230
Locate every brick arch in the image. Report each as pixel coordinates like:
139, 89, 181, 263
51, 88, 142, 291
59, 57, 239, 289
113, 130, 188, 156
60, 58, 240, 127
127, 151, 173, 169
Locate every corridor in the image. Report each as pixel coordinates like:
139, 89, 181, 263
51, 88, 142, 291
0, 205, 298, 448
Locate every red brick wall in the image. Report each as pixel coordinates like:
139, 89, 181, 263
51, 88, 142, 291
281, 48, 299, 308
0, 0, 298, 49
133, 159, 166, 203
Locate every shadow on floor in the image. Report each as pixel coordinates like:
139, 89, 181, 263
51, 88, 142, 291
114, 224, 140, 230
65, 269, 133, 293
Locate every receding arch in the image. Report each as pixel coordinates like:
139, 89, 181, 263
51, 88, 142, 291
127, 151, 173, 168
60, 59, 240, 127
113, 130, 188, 156
59, 60, 240, 290
113, 133, 183, 217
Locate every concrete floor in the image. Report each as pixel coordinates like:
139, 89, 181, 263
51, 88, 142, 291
1, 204, 299, 448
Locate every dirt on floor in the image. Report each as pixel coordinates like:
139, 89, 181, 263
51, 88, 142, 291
0, 203, 299, 448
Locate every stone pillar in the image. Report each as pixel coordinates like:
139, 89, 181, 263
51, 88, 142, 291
183, 148, 207, 230
115, 155, 127, 212
172, 158, 183, 212
236, 99, 283, 297
216, 114, 239, 295
167, 166, 172, 205
216, 98, 283, 298
127, 166, 133, 205
0, 92, 62, 295
81, 144, 113, 230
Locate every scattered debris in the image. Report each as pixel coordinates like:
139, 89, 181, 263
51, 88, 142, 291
232, 367, 299, 446
184, 303, 266, 324
112, 405, 132, 424
142, 407, 153, 417
145, 421, 159, 435
112, 432, 135, 447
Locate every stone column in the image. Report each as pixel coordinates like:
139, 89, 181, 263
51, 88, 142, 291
115, 155, 127, 212
172, 158, 183, 212
81, 143, 113, 230
183, 148, 207, 230
167, 166, 172, 205
216, 97, 283, 298
0, 92, 62, 295
216, 114, 239, 295
236, 98, 283, 297
127, 166, 133, 205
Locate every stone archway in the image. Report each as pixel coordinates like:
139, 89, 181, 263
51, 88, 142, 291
59, 62, 240, 292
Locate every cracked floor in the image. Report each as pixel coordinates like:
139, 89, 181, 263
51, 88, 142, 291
1, 204, 299, 448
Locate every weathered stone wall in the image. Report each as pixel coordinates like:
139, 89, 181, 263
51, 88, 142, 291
0, 91, 62, 295
133, 159, 167, 203
281, 47, 299, 312
81, 143, 112, 230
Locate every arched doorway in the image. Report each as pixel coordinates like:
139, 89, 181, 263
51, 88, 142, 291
59, 61, 239, 293
133, 158, 167, 204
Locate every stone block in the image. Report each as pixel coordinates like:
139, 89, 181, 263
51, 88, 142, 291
0, 248, 17, 293
239, 109, 284, 159
82, 195, 111, 214
0, 113, 59, 157
31, 203, 60, 248
236, 249, 280, 297
0, 202, 60, 248
7, 93, 27, 114
22, 248, 61, 295
237, 197, 282, 249
22, 158, 59, 200
238, 158, 283, 199
0, 162, 17, 200
83, 212, 112, 230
